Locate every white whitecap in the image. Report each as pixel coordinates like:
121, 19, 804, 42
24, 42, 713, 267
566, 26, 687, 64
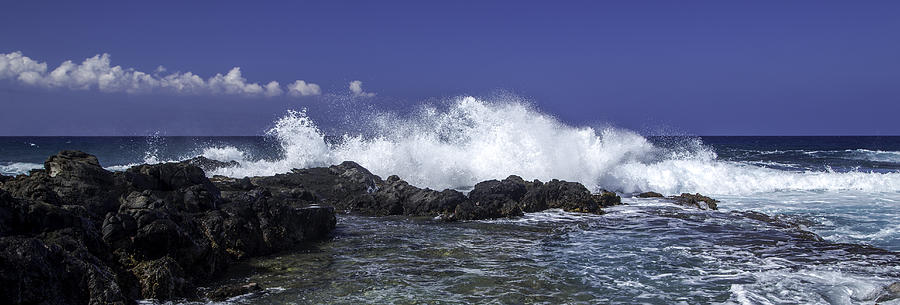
201, 95, 900, 197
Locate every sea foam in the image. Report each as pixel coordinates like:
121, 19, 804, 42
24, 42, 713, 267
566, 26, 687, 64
0, 162, 43, 175
199, 96, 900, 196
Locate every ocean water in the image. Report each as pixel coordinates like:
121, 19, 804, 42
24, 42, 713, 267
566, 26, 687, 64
3, 96, 899, 304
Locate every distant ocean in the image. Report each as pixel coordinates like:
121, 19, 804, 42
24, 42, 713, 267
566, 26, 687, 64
3, 97, 899, 304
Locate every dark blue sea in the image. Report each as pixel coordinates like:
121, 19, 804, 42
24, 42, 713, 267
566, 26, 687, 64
3, 99, 899, 304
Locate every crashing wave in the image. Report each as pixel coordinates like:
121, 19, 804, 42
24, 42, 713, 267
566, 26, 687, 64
198, 96, 900, 196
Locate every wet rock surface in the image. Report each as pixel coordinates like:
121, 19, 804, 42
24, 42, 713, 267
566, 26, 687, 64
877, 281, 900, 302
0, 151, 624, 304
0, 151, 336, 304
635, 191, 719, 210
9, 151, 883, 304
216, 166, 623, 221
735, 210, 823, 241
669, 193, 719, 210
183, 156, 240, 173
636, 191, 664, 198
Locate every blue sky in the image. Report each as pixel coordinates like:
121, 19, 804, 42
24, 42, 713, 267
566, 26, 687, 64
1, 0, 899, 135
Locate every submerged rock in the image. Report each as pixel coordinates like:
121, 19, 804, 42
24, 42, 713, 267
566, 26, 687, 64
736, 211, 822, 241
634, 191, 719, 210
876, 282, 900, 302
207, 282, 263, 301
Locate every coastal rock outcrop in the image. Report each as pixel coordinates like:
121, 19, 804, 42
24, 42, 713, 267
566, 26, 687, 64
0, 190, 127, 305
1, 151, 624, 304
0, 151, 336, 304
669, 193, 718, 210
214, 168, 623, 221
0, 174, 11, 185
635, 191, 719, 210
636, 191, 664, 198
3, 150, 124, 218
183, 156, 240, 173
373, 175, 468, 217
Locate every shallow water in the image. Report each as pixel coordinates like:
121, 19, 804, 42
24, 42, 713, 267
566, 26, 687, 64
189, 198, 898, 305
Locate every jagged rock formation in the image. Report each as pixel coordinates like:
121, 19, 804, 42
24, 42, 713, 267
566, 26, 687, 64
0, 151, 335, 304
0, 151, 622, 304
214, 164, 623, 221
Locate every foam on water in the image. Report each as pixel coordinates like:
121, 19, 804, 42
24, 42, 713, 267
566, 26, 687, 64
199, 146, 248, 162
716, 190, 900, 250
840, 149, 900, 163
0, 162, 43, 175
725, 268, 897, 305
205, 96, 900, 196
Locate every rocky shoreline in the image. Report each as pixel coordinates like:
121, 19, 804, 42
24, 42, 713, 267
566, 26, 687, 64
1, 151, 898, 304
0, 151, 629, 304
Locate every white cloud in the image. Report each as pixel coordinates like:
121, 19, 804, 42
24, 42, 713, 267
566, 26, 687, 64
287, 80, 321, 96
0, 51, 323, 98
349, 80, 375, 97
207, 67, 263, 95
264, 81, 283, 97
1, 52, 47, 81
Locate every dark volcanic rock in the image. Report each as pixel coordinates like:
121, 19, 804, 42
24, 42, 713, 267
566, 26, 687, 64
0, 235, 127, 305
0, 151, 337, 305
246, 161, 382, 210
636, 191, 664, 198
183, 156, 240, 173
2, 151, 629, 303
453, 176, 526, 220
217, 162, 471, 219
594, 190, 623, 207
215, 164, 621, 221
635, 191, 719, 210
373, 175, 467, 217
469, 176, 528, 203
0, 190, 127, 304
210, 188, 336, 260
2, 150, 123, 218
123, 161, 219, 196
107, 161, 335, 299
133, 256, 189, 300
521, 179, 607, 214
669, 193, 719, 210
